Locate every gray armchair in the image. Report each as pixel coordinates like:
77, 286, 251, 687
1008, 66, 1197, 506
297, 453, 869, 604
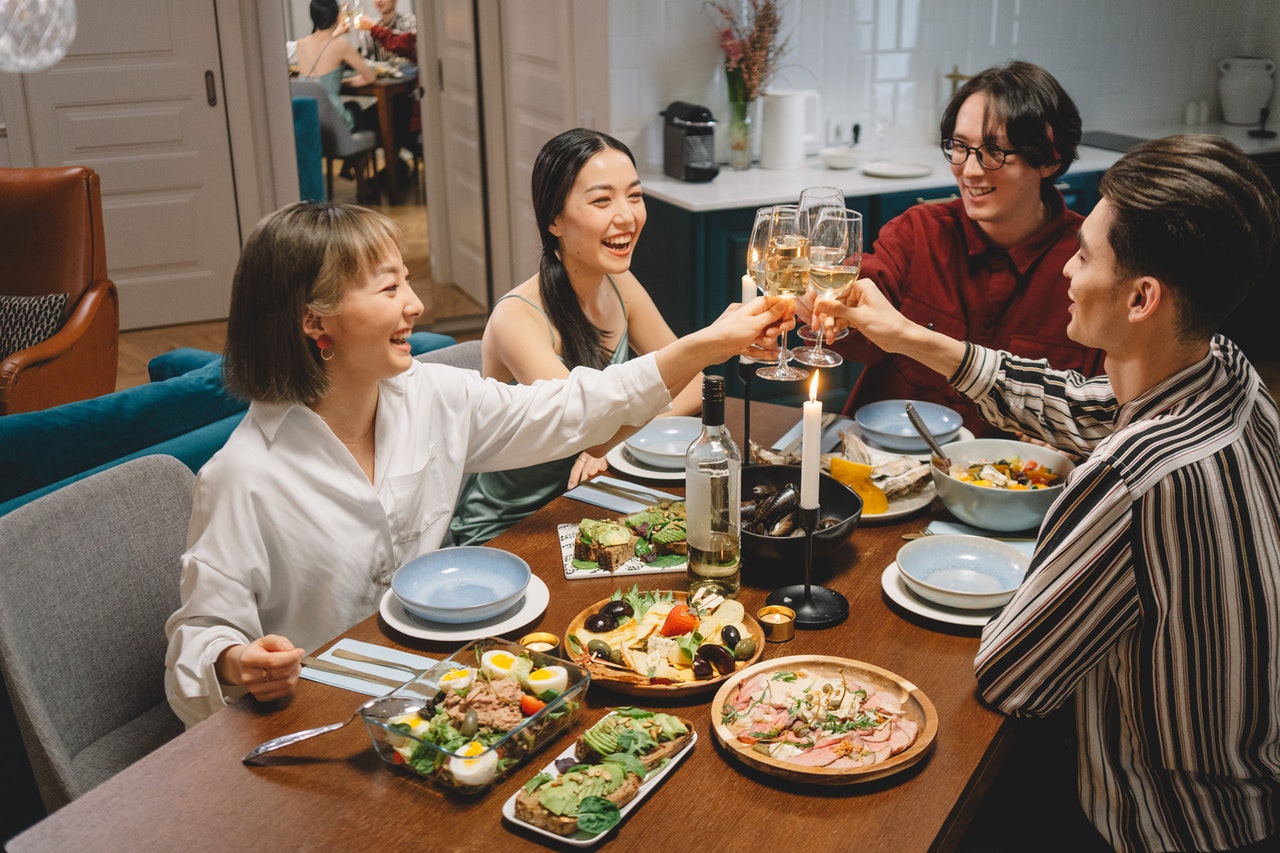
290, 77, 379, 201
0, 455, 193, 813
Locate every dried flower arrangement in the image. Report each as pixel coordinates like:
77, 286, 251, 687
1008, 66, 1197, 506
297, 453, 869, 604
707, 0, 788, 103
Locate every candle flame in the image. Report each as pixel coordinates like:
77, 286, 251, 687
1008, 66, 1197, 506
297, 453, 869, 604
808, 372, 820, 402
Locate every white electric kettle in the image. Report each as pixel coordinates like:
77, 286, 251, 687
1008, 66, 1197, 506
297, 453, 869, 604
759, 89, 822, 170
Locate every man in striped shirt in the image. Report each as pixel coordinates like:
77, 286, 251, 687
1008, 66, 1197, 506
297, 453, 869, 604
822, 134, 1280, 852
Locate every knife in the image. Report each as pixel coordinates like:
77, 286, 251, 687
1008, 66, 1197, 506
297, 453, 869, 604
576, 479, 677, 505
302, 655, 407, 690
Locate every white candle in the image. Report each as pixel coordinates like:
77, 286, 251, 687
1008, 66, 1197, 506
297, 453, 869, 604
800, 373, 821, 508
741, 273, 756, 305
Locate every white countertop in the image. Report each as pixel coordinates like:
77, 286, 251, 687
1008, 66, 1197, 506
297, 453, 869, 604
640, 142, 1122, 212
641, 123, 1280, 213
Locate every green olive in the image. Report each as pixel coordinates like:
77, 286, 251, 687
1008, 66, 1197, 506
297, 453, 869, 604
460, 709, 479, 737
609, 647, 624, 665
587, 639, 612, 660
732, 638, 757, 661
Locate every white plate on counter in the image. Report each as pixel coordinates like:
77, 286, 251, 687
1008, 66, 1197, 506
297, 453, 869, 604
379, 575, 549, 641
880, 562, 996, 627
605, 444, 684, 482
860, 160, 934, 178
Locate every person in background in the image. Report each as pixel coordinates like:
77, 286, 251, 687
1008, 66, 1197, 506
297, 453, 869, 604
292, 0, 374, 131
354, 0, 415, 63
821, 133, 1280, 853
164, 201, 789, 726
449, 128, 705, 546
807, 60, 1105, 437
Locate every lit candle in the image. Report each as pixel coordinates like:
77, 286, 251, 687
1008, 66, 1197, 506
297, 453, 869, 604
741, 273, 756, 305
800, 373, 821, 508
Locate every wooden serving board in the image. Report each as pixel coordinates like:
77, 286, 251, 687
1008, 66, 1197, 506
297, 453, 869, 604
709, 654, 939, 784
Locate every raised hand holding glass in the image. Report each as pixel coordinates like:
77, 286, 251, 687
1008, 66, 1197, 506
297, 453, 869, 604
756, 206, 810, 382
792, 207, 862, 369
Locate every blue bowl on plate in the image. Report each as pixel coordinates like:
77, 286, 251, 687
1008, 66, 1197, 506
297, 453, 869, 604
392, 547, 531, 624
855, 399, 962, 452
895, 534, 1029, 610
623, 416, 701, 469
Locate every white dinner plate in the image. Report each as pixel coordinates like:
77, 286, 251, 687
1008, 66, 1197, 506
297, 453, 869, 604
860, 160, 934, 179
605, 444, 684, 482
501, 720, 697, 846
880, 562, 996, 627
865, 425, 975, 461
379, 575, 549, 641
859, 481, 936, 524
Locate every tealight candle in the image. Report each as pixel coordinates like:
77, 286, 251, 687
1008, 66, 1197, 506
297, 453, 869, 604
519, 632, 560, 655
757, 605, 796, 642
800, 373, 821, 509
741, 273, 756, 305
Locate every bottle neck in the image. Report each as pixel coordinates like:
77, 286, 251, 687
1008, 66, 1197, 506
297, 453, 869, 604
703, 398, 725, 428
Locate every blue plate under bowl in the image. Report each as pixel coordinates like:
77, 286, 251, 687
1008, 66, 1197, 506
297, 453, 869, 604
391, 547, 531, 624
854, 399, 962, 452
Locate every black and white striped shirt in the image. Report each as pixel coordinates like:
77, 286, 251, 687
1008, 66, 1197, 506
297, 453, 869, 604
963, 336, 1280, 852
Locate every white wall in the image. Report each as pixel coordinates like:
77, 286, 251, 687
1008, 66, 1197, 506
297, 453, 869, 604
609, 0, 1280, 166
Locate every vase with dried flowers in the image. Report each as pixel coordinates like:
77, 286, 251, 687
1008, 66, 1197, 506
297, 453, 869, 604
709, 0, 788, 170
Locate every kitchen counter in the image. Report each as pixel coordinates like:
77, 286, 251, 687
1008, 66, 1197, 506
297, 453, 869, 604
1087, 121, 1280, 157
640, 142, 1123, 213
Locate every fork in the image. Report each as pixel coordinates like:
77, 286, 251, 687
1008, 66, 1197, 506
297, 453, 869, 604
242, 702, 372, 764
902, 526, 1037, 542
330, 647, 431, 676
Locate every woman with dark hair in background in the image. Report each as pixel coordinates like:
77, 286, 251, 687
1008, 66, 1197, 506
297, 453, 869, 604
450, 128, 704, 546
809, 60, 1106, 437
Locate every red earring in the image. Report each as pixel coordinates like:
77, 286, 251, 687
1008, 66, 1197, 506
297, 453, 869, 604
317, 334, 335, 362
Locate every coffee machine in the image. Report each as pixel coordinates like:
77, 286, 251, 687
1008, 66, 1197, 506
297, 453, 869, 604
660, 101, 719, 183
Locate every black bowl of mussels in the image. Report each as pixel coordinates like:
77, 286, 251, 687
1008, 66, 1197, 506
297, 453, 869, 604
741, 464, 862, 569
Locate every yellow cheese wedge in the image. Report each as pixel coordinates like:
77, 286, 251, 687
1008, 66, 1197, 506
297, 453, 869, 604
830, 457, 890, 515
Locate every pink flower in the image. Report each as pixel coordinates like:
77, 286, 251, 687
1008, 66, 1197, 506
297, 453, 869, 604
707, 0, 787, 102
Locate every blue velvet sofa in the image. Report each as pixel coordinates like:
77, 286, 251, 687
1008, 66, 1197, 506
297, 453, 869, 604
0, 332, 456, 517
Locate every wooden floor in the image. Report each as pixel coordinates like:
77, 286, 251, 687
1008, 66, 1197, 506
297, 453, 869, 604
116, 166, 484, 391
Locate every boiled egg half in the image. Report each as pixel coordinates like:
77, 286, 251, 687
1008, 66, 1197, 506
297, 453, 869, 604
525, 665, 568, 697
448, 740, 499, 787
480, 649, 518, 679
437, 666, 475, 692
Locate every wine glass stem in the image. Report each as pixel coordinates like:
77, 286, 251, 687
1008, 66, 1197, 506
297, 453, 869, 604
777, 333, 788, 368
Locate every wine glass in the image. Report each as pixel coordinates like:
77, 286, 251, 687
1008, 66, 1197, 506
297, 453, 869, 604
740, 206, 783, 366
795, 187, 849, 346
792, 208, 861, 369
756, 206, 810, 382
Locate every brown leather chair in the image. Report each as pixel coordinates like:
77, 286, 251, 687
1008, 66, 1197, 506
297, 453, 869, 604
0, 166, 120, 415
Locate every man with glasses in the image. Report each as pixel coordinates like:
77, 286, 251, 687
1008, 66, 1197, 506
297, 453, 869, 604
809, 60, 1105, 437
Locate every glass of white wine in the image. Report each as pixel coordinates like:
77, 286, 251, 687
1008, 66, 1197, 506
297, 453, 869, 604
792, 207, 861, 369
756, 206, 810, 382
795, 186, 850, 347
740, 206, 785, 366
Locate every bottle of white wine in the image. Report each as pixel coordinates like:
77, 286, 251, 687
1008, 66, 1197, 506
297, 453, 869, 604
685, 376, 741, 599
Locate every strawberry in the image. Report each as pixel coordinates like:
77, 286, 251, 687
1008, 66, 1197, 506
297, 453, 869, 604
659, 603, 700, 637
520, 694, 547, 716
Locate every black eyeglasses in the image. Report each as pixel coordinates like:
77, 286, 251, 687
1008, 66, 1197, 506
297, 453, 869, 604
941, 138, 1022, 170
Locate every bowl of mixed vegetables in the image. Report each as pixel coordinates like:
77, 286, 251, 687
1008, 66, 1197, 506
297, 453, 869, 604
360, 637, 589, 794
932, 438, 1073, 533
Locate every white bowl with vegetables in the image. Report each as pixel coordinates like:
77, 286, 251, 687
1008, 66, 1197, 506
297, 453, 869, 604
932, 437, 1072, 533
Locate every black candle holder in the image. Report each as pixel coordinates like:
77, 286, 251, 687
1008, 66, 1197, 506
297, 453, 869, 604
737, 356, 756, 463
765, 504, 849, 628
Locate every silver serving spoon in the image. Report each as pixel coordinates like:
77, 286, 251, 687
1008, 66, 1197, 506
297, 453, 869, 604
905, 402, 951, 470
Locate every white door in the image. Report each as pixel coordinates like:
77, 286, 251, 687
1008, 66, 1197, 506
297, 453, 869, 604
420, 0, 488, 308
17, 0, 240, 329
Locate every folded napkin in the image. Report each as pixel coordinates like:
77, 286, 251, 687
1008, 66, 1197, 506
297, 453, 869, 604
926, 520, 1037, 556
563, 476, 679, 515
301, 638, 436, 697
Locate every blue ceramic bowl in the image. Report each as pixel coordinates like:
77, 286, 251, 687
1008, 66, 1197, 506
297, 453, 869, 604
623, 416, 701, 469
854, 399, 962, 453
391, 547, 531, 624
895, 534, 1029, 610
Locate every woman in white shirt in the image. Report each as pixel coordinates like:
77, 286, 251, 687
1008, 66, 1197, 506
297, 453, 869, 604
164, 201, 787, 725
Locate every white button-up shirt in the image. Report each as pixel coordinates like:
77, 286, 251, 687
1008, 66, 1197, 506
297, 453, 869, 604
165, 356, 669, 725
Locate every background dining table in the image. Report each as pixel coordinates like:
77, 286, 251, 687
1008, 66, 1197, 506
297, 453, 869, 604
8, 391, 1020, 853
341, 71, 417, 201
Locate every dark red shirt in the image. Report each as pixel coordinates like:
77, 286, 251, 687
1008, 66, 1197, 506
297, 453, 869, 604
834, 191, 1106, 437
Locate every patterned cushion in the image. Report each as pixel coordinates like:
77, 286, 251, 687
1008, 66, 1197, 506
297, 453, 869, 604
0, 293, 69, 359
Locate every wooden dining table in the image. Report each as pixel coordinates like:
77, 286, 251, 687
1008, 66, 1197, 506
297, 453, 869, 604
8, 395, 1019, 853
341, 71, 417, 201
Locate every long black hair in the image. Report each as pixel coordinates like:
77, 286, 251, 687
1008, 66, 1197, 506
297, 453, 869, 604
531, 128, 637, 370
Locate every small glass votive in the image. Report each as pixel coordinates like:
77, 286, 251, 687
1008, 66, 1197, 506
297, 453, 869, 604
519, 631, 561, 656
757, 605, 796, 643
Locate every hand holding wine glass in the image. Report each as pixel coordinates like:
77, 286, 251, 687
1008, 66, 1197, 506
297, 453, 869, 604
793, 207, 862, 368
755, 206, 810, 382
795, 186, 850, 346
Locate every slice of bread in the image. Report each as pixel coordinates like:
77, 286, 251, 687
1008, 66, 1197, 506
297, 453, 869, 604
574, 519, 636, 572
573, 711, 695, 771
512, 762, 643, 836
